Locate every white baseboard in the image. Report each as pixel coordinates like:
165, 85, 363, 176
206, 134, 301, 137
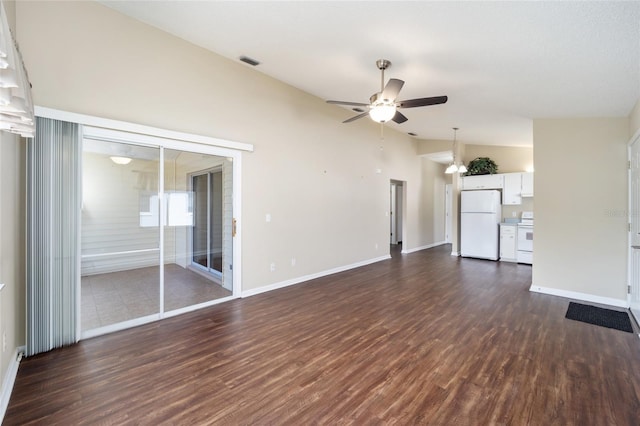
401, 241, 446, 255
241, 255, 391, 298
451, 251, 460, 256
529, 285, 629, 308
1, 346, 25, 422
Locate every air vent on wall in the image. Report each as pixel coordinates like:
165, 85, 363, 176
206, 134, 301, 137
239, 55, 260, 66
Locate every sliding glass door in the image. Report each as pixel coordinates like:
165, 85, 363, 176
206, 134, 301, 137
191, 169, 225, 276
81, 132, 236, 336
81, 140, 161, 331
163, 150, 233, 312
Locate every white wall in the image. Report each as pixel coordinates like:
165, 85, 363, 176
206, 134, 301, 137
463, 144, 533, 174
532, 118, 629, 303
418, 158, 447, 247
15, 1, 443, 294
0, 0, 25, 412
0, 129, 24, 409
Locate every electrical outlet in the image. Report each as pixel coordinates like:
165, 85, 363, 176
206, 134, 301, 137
291, 258, 296, 266
270, 262, 276, 272
375, 243, 379, 250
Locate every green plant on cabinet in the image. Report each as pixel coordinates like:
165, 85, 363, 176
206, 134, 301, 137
464, 157, 498, 175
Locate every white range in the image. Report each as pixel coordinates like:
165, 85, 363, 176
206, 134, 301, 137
517, 211, 533, 264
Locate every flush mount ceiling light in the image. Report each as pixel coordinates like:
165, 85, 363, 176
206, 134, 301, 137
445, 127, 467, 174
110, 156, 132, 165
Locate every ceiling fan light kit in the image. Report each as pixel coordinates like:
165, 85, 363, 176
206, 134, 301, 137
369, 101, 396, 123
326, 59, 447, 125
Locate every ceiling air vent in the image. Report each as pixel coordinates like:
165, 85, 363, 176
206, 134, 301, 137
239, 55, 260, 66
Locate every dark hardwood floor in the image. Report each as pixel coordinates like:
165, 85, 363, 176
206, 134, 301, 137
5, 244, 640, 425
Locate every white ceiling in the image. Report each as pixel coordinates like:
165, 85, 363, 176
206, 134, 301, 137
100, 1, 640, 147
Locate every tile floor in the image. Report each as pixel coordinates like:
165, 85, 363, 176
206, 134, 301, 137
81, 263, 232, 331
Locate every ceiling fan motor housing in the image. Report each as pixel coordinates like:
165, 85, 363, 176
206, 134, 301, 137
376, 59, 392, 70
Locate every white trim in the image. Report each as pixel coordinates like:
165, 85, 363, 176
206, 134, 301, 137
35, 106, 254, 153
401, 241, 446, 255
81, 313, 163, 340
241, 255, 391, 298
82, 125, 243, 159
628, 127, 640, 148
80, 295, 240, 340
451, 251, 460, 256
529, 285, 629, 308
628, 130, 640, 315
0, 346, 25, 422
163, 295, 237, 318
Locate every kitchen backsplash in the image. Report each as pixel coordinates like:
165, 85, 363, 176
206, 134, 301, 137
503, 198, 534, 222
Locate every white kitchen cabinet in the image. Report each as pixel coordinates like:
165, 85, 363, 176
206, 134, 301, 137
461, 174, 504, 190
502, 173, 522, 205
521, 172, 534, 197
499, 224, 517, 262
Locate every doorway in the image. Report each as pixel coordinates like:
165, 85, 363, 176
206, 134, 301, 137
628, 133, 640, 324
390, 180, 405, 246
445, 184, 453, 244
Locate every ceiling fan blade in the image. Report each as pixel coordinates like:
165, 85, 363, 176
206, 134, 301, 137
327, 100, 370, 107
397, 96, 448, 109
392, 111, 408, 124
343, 111, 370, 123
382, 78, 404, 101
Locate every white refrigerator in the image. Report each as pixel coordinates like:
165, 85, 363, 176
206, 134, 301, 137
460, 190, 502, 260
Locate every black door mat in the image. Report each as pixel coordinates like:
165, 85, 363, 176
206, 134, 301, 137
565, 302, 633, 333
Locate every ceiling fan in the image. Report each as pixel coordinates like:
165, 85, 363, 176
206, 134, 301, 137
327, 59, 447, 124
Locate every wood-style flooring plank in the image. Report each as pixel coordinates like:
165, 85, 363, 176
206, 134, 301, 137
5, 245, 640, 425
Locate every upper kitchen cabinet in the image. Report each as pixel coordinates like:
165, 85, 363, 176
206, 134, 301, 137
461, 174, 504, 190
503, 173, 522, 205
521, 172, 534, 197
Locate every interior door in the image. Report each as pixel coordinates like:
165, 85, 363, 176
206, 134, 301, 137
390, 183, 397, 245
629, 136, 640, 322
445, 184, 452, 244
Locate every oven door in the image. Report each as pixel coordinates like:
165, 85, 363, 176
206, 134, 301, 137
517, 225, 533, 252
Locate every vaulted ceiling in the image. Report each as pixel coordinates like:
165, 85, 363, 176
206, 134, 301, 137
101, 1, 640, 147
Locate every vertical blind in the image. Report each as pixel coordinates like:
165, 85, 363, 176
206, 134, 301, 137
26, 117, 80, 356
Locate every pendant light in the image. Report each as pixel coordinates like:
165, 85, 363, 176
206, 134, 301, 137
445, 127, 467, 174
